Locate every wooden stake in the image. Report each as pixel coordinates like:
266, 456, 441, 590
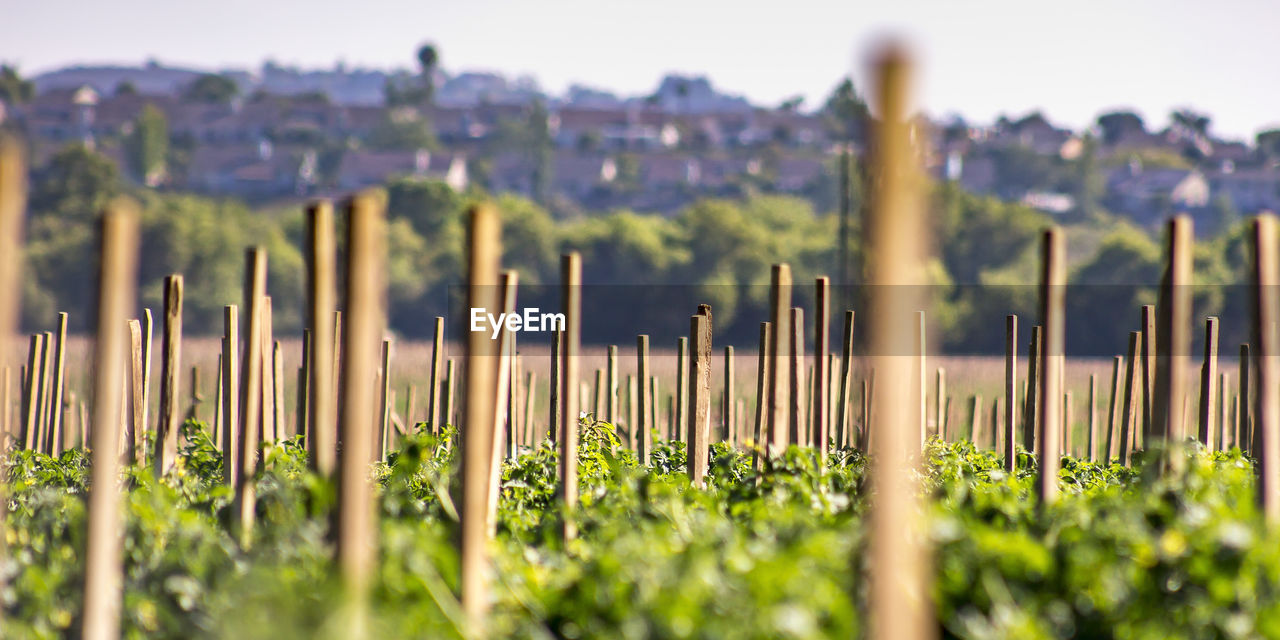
549, 328, 561, 442
1219, 372, 1229, 451
428, 316, 445, 434
789, 306, 806, 448
128, 321, 144, 464
379, 339, 393, 459
222, 306, 239, 484
81, 197, 140, 640
627, 374, 637, 447
1199, 317, 1220, 450
752, 322, 771, 468
214, 351, 224, 449
688, 312, 712, 486
935, 367, 946, 440
1120, 332, 1142, 464
140, 310, 153, 456
1241, 343, 1253, 456
336, 192, 386, 632
723, 346, 735, 448
675, 336, 688, 443
21, 334, 43, 450
865, 47, 934, 640
305, 200, 337, 476
836, 311, 855, 450
593, 369, 604, 420
260, 297, 276, 444
1038, 228, 1066, 506
637, 335, 652, 462
768, 264, 792, 454
37, 331, 53, 453
1087, 373, 1097, 462
524, 372, 537, 446
1106, 355, 1122, 462
299, 329, 312, 440
606, 344, 618, 424
444, 358, 456, 435
814, 276, 830, 457
1251, 215, 1280, 522
970, 395, 983, 445
234, 248, 267, 544
1023, 326, 1041, 453
156, 276, 183, 475
1004, 315, 1018, 472
1153, 217, 1192, 473
487, 270, 518, 536
48, 313, 68, 455
558, 252, 582, 542
1141, 304, 1156, 443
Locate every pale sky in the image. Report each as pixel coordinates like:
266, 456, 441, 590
5, 0, 1279, 140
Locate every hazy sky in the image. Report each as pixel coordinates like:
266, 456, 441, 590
5, 0, 1279, 139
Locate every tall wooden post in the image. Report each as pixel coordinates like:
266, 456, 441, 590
1153, 217, 1192, 474
1140, 304, 1156, 443
675, 337, 688, 443
752, 322, 772, 469
865, 48, 935, 640
607, 345, 619, 424
21, 334, 43, 451
1199, 317, 1220, 450
260, 297, 277, 444
1251, 215, 1280, 522
688, 312, 712, 486
1004, 315, 1018, 471
428, 316, 445, 434
48, 313, 68, 455
549, 328, 561, 442
1023, 326, 1041, 453
235, 248, 267, 544
1087, 374, 1098, 462
836, 311, 855, 450
336, 192, 386, 635
768, 264, 792, 454
789, 307, 806, 448
814, 277, 830, 457
1106, 355, 1122, 462
935, 368, 946, 440
723, 346, 735, 447
305, 200, 337, 476
1038, 228, 1066, 506
1120, 332, 1142, 464
558, 253, 582, 542
156, 276, 183, 475
637, 335, 652, 462
81, 198, 139, 640
1241, 344, 1253, 456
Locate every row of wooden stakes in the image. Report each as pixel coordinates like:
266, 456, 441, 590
10, 51, 1278, 640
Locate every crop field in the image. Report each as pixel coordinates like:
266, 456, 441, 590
3, 52, 1280, 640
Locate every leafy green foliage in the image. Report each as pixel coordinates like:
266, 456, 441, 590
4, 418, 1279, 639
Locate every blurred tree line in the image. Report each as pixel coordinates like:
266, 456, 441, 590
18, 142, 1259, 356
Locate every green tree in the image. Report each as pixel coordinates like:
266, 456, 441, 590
821, 78, 869, 143
124, 104, 169, 186
182, 74, 239, 104
0, 65, 34, 105
1257, 129, 1280, 160
23, 145, 121, 327
367, 109, 437, 151
1096, 111, 1145, 145
416, 43, 439, 105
